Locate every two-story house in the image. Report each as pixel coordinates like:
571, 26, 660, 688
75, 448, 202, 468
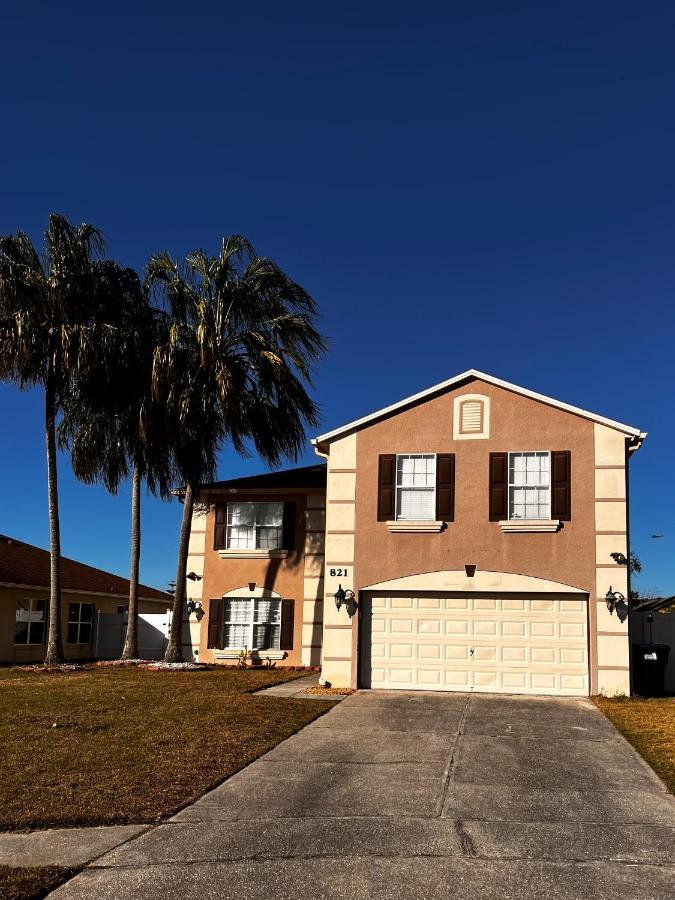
187, 370, 645, 696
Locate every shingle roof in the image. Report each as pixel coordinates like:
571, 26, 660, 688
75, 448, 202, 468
0, 534, 171, 602
199, 463, 327, 492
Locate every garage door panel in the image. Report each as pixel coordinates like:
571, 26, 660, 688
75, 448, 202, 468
419, 597, 441, 609
364, 593, 589, 697
418, 619, 441, 634
474, 598, 497, 610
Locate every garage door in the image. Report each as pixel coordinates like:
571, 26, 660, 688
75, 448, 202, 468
362, 593, 589, 696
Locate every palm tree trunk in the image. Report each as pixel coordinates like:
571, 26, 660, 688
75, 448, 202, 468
121, 462, 141, 660
164, 481, 194, 663
44, 376, 64, 665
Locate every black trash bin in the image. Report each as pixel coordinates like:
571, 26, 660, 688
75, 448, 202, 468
632, 643, 671, 697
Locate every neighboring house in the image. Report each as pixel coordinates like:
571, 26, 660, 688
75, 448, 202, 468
0, 534, 172, 663
187, 369, 646, 696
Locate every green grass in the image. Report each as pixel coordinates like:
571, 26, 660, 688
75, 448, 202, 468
0, 865, 77, 900
0, 666, 333, 831
594, 695, 675, 794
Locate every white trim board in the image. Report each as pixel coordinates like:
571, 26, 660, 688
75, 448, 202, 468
312, 369, 646, 447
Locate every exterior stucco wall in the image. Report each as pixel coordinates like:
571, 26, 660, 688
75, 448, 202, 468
320, 433, 358, 687
319, 378, 633, 693
198, 491, 321, 666
593, 423, 630, 695
0, 585, 170, 664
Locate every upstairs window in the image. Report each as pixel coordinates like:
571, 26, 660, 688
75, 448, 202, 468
226, 502, 283, 550
15, 598, 46, 645
508, 451, 550, 519
396, 454, 436, 520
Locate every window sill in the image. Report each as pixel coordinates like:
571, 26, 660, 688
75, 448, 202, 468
217, 549, 289, 560
213, 649, 287, 660
386, 520, 445, 533
499, 519, 561, 533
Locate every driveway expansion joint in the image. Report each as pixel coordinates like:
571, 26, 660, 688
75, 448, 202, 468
435, 693, 471, 816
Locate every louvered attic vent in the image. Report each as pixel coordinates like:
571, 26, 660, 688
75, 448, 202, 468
460, 399, 484, 434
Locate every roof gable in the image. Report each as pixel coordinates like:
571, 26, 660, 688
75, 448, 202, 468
313, 369, 645, 448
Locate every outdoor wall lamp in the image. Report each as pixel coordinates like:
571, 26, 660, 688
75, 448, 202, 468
334, 584, 357, 617
186, 571, 203, 582
186, 599, 204, 618
605, 587, 629, 623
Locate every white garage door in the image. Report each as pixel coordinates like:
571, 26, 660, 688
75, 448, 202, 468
363, 593, 589, 696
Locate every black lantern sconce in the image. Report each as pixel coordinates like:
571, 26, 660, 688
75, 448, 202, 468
186, 572, 205, 620
605, 586, 629, 624
334, 584, 357, 618
186, 599, 204, 621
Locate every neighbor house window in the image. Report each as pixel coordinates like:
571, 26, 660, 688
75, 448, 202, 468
226, 502, 283, 550
508, 452, 551, 519
222, 597, 281, 649
67, 602, 94, 644
396, 454, 436, 520
15, 598, 46, 645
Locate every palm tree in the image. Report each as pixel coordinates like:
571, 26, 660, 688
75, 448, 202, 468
0, 215, 113, 665
147, 236, 326, 663
60, 270, 174, 659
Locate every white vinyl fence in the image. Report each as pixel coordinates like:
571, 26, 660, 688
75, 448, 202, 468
95, 612, 168, 660
94, 610, 199, 662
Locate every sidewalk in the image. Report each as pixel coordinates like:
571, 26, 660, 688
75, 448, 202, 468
0, 825, 148, 869
253, 672, 321, 697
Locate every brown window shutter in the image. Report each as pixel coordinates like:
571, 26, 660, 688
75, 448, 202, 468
280, 598, 295, 651
214, 503, 227, 549
551, 451, 571, 521
207, 598, 224, 649
377, 454, 396, 521
282, 502, 296, 551
436, 453, 455, 521
489, 452, 508, 521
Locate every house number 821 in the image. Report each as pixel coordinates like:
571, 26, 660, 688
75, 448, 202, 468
330, 568, 348, 577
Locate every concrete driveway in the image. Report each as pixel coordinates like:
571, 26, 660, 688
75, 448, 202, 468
51, 692, 675, 899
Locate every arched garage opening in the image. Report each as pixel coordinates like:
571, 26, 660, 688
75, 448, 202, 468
358, 571, 589, 696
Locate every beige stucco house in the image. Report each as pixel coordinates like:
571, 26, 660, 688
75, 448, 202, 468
0, 534, 172, 663
188, 370, 645, 696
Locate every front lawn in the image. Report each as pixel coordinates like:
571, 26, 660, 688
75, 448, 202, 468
594, 696, 675, 794
0, 866, 76, 900
0, 666, 333, 831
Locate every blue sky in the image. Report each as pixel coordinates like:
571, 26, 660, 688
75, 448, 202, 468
0, 2, 673, 594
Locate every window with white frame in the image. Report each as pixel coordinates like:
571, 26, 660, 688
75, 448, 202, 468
222, 597, 281, 649
67, 602, 94, 644
15, 598, 46, 645
226, 502, 283, 550
508, 452, 551, 519
396, 454, 436, 520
